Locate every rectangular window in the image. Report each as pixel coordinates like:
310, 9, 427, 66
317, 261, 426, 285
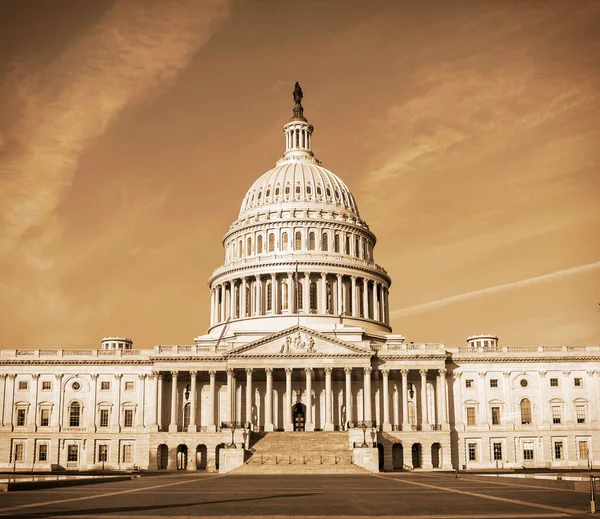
523, 442, 534, 461
550, 378, 559, 387
579, 441, 589, 460
124, 409, 134, 428
17, 408, 26, 426
123, 444, 133, 463
493, 442, 502, 461
14, 443, 24, 462
98, 444, 108, 462
576, 405, 586, 424
67, 444, 78, 462
574, 378, 583, 387
18, 381, 28, 391
38, 444, 48, 462
554, 441, 564, 459
490, 379, 498, 388
467, 407, 476, 426
491, 406, 501, 425
101, 381, 111, 391
69, 404, 80, 427
552, 406, 562, 424
42, 381, 52, 391
40, 408, 50, 427
468, 443, 477, 461
100, 409, 109, 427
465, 379, 474, 388
125, 381, 134, 391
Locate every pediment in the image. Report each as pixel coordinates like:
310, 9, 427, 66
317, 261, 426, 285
225, 326, 372, 358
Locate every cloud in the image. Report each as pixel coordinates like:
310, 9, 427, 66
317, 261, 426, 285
0, 0, 231, 257
391, 261, 600, 317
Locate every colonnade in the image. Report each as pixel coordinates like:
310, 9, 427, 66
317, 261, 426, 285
210, 273, 390, 327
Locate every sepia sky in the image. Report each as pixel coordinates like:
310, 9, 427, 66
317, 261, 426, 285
0, 0, 598, 349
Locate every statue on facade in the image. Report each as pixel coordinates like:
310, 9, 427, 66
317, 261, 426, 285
293, 82, 303, 105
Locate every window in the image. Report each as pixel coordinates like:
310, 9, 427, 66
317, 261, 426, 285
523, 442, 534, 461
71, 381, 81, 391
124, 409, 134, 428
266, 282, 273, 311
550, 378, 559, 387
574, 378, 583, 387
17, 408, 26, 426
14, 443, 24, 462
316, 185, 322, 196
322, 233, 328, 251
42, 381, 52, 391
297, 282, 303, 310
183, 403, 190, 428
334, 234, 340, 253
285, 185, 290, 195
576, 405, 586, 424
125, 381, 134, 391
467, 407, 476, 426
282, 233, 288, 250
67, 444, 78, 462
354, 237, 359, 257
101, 381, 111, 391
98, 444, 108, 462
491, 406, 501, 425
296, 184, 301, 195
579, 441, 589, 460
100, 409, 109, 427
18, 381, 28, 391
520, 379, 528, 388
465, 379, 474, 388
553, 441, 564, 459
38, 444, 48, 462
246, 237, 252, 255
275, 186, 280, 196
552, 405, 562, 424
489, 379, 498, 388
520, 399, 532, 425
493, 442, 502, 461
69, 402, 81, 427
345, 235, 350, 254
295, 232, 302, 250
281, 281, 288, 310
268, 234, 275, 252
309, 232, 315, 250
40, 408, 50, 427
238, 239, 243, 258
123, 444, 133, 463
309, 282, 317, 311
257, 235, 263, 254
468, 443, 477, 461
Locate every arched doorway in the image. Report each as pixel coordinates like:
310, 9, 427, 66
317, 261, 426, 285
157, 444, 168, 470
215, 443, 225, 470
432, 443, 441, 468
176, 444, 188, 470
376, 443, 384, 471
292, 403, 306, 431
196, 445, 207, 470
411, 443, 422, 469
392, 443, 404, 469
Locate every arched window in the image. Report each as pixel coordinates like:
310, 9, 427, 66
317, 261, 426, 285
322, 233, 328, 251
334, 233, 340, 253
298, 281, 304, 310
235, 285, 240, 318
309, 232, 315, 250
246, 237, 252, 256
282, 232, 288, 250
183, 403, 190, 428
69, 402, 81, 427
520, 398, 532, 425
295, 231, 302, 250
326, 281, 332, 313
267, 282, 273, 312
355, 237, 359, 257
245, 286, 251, 317
257, 235, 263, 254
345, 235, 351, 255
309, 282, 318, 311
281, 281, 288, 310
238, 239, 243, 258
268, 234, 275, 252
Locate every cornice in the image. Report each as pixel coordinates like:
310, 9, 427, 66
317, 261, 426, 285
452, 356, 600, 363
0, 360, 153, 366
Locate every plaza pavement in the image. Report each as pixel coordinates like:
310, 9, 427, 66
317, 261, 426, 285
0, 472, 590, 519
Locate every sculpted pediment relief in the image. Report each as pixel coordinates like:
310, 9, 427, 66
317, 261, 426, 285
225, 326, 371, 358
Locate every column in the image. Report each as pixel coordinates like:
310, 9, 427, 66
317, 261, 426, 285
324, 367, 334, 431
136, 374, 146, 429
90, 374, 98, 432
336, 274, 343, 315
188, 371, 197, 432
265, 368, 274, 431
208, 370, 216, 431
372, 281, 379, 321
454, 372, 464, 429
320, 272, 327, 314
305, 368, 314, 431
393, 382, 400, 430
385, 288, 390, 325
230, 281, 236, 320
149, 372, 159, 430
245, 368, 253, 427
241, 277, 247, 317
363, 367, 372, 423
344, 367, 353, 427
0, 374, 5, 427
287, 273, 294, 313
362, 278, 369, 318
226, 369, 234, 422
29, 374, 39, 430
220, 284, 226, 322
255, 275, 261, 316
168, 371, 178, 432
303, 273, 310, 312
381, 369, 391, 431
420, 369, 429, 430
401, 369, 409, 430
112, 374, 122, 431
351, 276, 357, 317
538, 371, 549, 426
380, 286, 386, 325
157, 374, 163, 431
439, 369, 448, 427
51, 374, 62, 430
478, 371, 488, 426
285, 368, 293, 431
271, 273, 278, 314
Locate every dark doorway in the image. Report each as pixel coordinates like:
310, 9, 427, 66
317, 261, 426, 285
412, 443, 422, 469
215, 443, 225, 470
432, 443, 441, 468
196, 445, 207, 470
392, 443, 404, 469
376, 443, 384, 471
157, 444, 168, 470
176, 444, 188, 470
293, 403, 306, 431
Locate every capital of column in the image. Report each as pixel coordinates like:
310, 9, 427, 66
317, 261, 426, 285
336, 273, 342, 280
245, 368, 253, 375
54, 374, 63, 381
285, 367, 293, 374
351, 274, 357, 280
563, 370, 571, 376
478, 371, 486, 378
344, 367, 352, 375
0, 374, 6, 380
255, 274, 261, 282
287, 272, 293, 279
453, 371, 462, 380
380, 368, 389, 376
90, 374, 99, 380
170, 371, 178, 377
321, 272, 327, 279
324, 367, 333, 374
138, 374, 147, 380
419, 369, 428, 376
32, 374, 40, 380
115, 374, 123, 380
400, 368, 409, 376
438, 368, 447, 376
539, 371, 547, 378
265, 368, 273, 374
364, 367, 372, 374
209, 370, 217, 377
502, 372, 510, 379
189, 371, 197, 378
305, 367, 313, 374
226, 368, 234, 375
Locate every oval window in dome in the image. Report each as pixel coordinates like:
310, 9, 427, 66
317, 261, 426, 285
306, 185, 312, 195
275, 186, 280, 196
335, 190, 340, 200
285, 185, 290, 195
326, 187, 332, 198
316, 185, 322, 196
257, 191, 262, 200
266, 188, 270, 197
296, 184, 301, 195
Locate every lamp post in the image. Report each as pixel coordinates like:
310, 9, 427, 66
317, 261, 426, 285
229, 424, 236, 448
361, 423, 368, 448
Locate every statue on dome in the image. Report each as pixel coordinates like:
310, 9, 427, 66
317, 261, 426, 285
293, 82, 303, 105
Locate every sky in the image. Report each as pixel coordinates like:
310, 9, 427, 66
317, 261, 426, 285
0, 0, 598, 349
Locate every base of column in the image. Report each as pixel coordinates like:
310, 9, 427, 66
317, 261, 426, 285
206, 425, 217, 432
168, 424, 178, 433
149, 423, 159, 432
305, 423, 315, 431
382, 423, 392, 432
284, 423, 294, 432
324, 423, 335, 431
264, 423, 275, 432
187, 424, 197, 433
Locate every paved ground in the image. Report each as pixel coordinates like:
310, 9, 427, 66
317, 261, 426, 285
0, 472, 590, 519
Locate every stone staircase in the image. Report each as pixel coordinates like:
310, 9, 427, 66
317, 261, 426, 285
234, 431, 365, 474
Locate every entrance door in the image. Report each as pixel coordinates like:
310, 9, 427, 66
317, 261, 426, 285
293, 403, 306, 431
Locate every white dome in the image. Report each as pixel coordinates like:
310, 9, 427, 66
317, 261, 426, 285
239, 162, 360, 218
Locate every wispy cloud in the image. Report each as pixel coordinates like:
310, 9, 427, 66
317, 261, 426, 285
391, 262, 600, 317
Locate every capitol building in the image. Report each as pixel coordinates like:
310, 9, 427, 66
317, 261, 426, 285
1, 85, 598, 474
